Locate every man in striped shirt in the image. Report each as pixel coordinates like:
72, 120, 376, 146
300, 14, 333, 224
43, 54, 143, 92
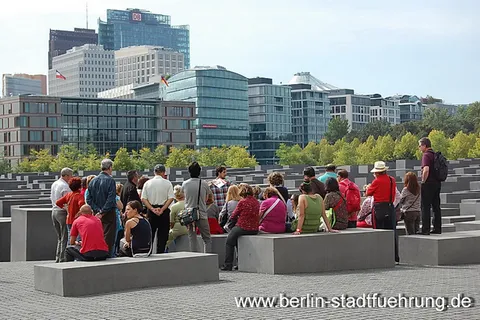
209, 166, 231, 210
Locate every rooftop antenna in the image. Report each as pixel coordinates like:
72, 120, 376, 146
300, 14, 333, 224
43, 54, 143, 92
86, 2, 89, 29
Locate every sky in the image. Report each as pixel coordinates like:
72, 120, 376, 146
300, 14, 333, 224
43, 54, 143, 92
0, 0, 479, 104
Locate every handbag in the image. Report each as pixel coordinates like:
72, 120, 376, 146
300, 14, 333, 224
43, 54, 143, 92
224, 215, 237, 233
179, 179, 202, 226
219, 203, 229, 228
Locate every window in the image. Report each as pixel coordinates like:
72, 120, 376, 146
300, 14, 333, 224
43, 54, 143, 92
47, 117, 57, 128
15, 116, 28, 127
29, 131, 43, 142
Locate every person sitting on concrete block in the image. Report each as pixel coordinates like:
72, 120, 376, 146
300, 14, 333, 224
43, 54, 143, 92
259, 187, 287, 234
65, 205, 109, 262
120, 201, 152, 257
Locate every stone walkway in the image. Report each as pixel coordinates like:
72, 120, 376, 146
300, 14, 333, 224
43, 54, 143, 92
0, 261, 479, 319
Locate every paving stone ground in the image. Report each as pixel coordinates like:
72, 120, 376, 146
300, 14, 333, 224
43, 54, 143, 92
0, 261, 479, 319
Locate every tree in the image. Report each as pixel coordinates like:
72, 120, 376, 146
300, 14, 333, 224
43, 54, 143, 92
325, 118, 349, 143
51, 145, 82, 172
317, 139, 335, 165
225, 146, 258, 168
448, 131, 476, 160
16, 158, 34, 173
276, 144, 303, 165
422, 108, 460, 137
29, 149, 55, 172
356, 136, 377, 165
165, 146, 196, 168
152, 145, 168, 166
197, 146, 228, 167
358, 120, 392, 141
113, 148, 134, 171
428, 130, 450, 158
372, 135, 395, 161
393, 132, 418, 160
0, 153, 11, 174
298, 142, 317, 165
333, 140, 357, 165
468, 137, 480, 158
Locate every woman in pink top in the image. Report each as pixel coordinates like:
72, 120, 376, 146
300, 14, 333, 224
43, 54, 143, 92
258, 187, 287, 233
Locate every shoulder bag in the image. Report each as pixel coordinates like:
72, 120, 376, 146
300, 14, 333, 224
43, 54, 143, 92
179, 179, 202, 226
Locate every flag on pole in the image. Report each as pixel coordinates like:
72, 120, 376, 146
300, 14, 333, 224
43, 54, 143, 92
161, 75, 169, 87
55, 70, 66, 80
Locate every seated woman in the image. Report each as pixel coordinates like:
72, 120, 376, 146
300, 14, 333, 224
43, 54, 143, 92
220, 184, 260, 271
259, 187, 287, 234
205, 193, 224, 234
323, 177, 349, 230
219, 185, 241, 229
120, 201, 152, 257
357, 187, 374, 228
166, 185, 189, 250
65, 205, 109, 261
292, 181, 337, 234
56, 177, 85, 238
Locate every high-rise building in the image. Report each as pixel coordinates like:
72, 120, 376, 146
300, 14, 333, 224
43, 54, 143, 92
48, 28, 98, 70
248, 77, 292, 165
386, 95, 424, 123
288, 72, 334, 147
48, 44, 115, 98
165, 66, 249, 148
2, 74, 47, 97
329, 89, 371, 131
98, 8, 190, 68
0, 95, 196, 165
115, 46, 184, 86
369, 94, 400, 125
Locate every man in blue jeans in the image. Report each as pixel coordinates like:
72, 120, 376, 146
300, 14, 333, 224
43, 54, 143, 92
418, 137, 442, 235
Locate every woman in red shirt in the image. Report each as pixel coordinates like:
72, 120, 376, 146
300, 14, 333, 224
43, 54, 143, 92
56, 177, 85, 237
366, 161, 399, 263
220, 184, 259, 271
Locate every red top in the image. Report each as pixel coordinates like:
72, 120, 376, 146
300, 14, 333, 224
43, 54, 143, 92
70, 214, 108, 254
366, 174, 396, 204
56, 191, 86, 225
231, 196, 260, 231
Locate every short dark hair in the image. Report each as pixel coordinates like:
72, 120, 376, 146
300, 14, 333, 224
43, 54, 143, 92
68, 177, 82, 192
419, 137, 431, 148
337, 169, 349, 179
303, 167, 315, 178
299, 180, 312, 194
325, 177, 340, 193
137, 176, 149, 189
239, 184, 254, 197
188, 162, 201, 178
126, 200, 143, 212
216, 166, 227, 177
326, 164, 336, 172
127, 170, 138, 182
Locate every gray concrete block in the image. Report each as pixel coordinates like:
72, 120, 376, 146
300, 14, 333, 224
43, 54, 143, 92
34, 252, 219, 297
455, 221, 480, 231
396, 223, 456, 236
0, 218, 11, 262
399, 231, 480, 265
441, 215, 475, 224
10, 207, 57, 261
0, 198, 51, 217
238, 229, 395, 274
168, 234, 227, 267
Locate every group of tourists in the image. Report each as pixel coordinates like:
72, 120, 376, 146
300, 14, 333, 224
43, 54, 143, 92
50, 137, 443, 267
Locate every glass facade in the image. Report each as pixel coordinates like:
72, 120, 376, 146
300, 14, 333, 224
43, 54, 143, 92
165, 67, 249, 148
48, 28, 98, 70
99, 9, 190, 68
248, 82, 292, 164
329, 94, 371, 131
2, 76, 42, 97
60, 97, 158, 155
290, 88, 331, 147
385, 95, 423, 123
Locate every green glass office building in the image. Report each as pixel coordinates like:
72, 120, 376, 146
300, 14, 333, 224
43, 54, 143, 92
165, 66, 249, 148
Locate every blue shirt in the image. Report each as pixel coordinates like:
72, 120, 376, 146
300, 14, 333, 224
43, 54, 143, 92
319, 172, 338, 184
86, 172, 116, 213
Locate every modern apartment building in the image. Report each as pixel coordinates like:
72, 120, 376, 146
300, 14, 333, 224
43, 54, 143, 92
2, 74, 47, 97
0, 95, 62, 165
0, 95, 195, 165
48, 44, 115, 98
115, 46, 184, 86
329, 89, 371, 131
98, 8, 190, 68
48, 28, 98, 70
370, 94, 401, 125
288, 72, 334, 147
165, 66, 249, 148
424, 103, 458, 116
248, 77, 292, 164
386, 95, 424, 123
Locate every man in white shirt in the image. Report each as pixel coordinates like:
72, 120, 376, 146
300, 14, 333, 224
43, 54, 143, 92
141, 164, 174, 254
50, 167, 73, 262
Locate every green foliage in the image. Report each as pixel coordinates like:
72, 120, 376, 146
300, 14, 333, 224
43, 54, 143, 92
372, 135, 395, 161
448, 131, 477, 160
394, 132, 418, 160
197, 146, 228, 167
468, 138, 480, 158
51, 145, 82, 172
225, 146, 258, 168
325, 118, 350, 143
422, 108, 461, 137
113, 148, 134, 171
428, 130, 450, 158
356, 136, 377, 165
165, 146, 196, 168
317, 139, 335, 165
276, 144, 303, 165
333, 139, 358, 165
29, 149, 55, 172
356, 120, 392, 141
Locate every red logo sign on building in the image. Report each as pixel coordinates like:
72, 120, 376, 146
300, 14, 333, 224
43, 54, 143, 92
202, 124, 218, 129
132, 13, 142, 21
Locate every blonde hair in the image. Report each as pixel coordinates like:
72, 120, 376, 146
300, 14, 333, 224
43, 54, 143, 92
173, 185, 184, 199
116, 183, 123, 196
226, 185, 241, 202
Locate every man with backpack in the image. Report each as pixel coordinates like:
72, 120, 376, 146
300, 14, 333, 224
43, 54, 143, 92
418, 137, 447, 235
337, 169, 361, 228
